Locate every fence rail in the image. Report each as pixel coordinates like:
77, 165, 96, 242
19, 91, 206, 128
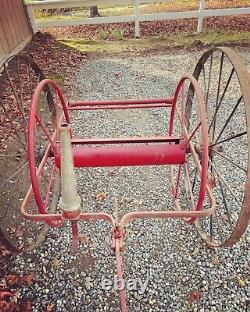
25, 0, 250, 36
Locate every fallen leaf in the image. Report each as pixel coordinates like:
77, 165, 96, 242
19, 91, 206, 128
0, 300, 16, 312
114, 72, 122, 79
0, 290, 14, 300
107, 170, 117, 177
47, 303, 55, 311
6, 275, 19, 286
207, 175, 216, 188
0, 245, 10, 256
12, 290, 21, 304
15, 227, 24, 237
239, 183, 245, 190
0, 301, 10, 311
6, 227, 15, 234
211, 256, 220, 265
21, 274, 35, 285
78, 234, 90, 244
52, 257, 61, 268
221, 214, 229, 223
21, 300, 32, 312
238, 278, 246, 287
91, 241, 98, 248
96, 191, 107, 202
189, 290, 201, 303
55, 236, 63, 245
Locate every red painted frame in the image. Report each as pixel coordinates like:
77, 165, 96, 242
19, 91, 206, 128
23, 77, 213, 312
54, 143, 186, 168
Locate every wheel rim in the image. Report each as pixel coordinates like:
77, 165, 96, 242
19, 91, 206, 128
192, 47, 250, 247
28, 79, 70, 227
0, 55, 46, 251
169, 75, 209, 222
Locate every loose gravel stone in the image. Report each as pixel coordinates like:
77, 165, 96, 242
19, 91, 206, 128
8, 49, 250, 311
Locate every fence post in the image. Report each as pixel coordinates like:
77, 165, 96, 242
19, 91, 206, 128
134, 0, 140, 38
197, 0, 205, 33
26, 6, 38, 33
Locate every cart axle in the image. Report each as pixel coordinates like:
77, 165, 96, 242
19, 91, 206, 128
54, 142, 186, 168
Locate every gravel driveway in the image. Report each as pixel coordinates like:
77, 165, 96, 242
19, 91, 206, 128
11, 49, 249, 311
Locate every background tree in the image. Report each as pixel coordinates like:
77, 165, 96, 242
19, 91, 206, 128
90, 6, 101, 17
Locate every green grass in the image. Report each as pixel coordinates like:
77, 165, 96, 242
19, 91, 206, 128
59, 38, 156, 54
31, 0, 250, 20
58, 31, 250, 55
198, 31, 250, 45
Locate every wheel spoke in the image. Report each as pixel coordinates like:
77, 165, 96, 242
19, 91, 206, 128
209, 67, 235, 136
186, 122, 201, 144
44, 164, 56, 209
5, 132, 26, 149
0, 153, 26, 158
208, 157, 213, 175
192, 168, 198, 193
215, 95, 242, 143
41, 96, 49, 123
174, 165, 182, 198
210, 68, 235, 134
35, 114, 54, 146
189, 167, 197, 177
211, 52, 224, 140
41, 169, 49, 195
16, 57, 28, 130
202, 65, 207, 100
0, 101, 26, 147
27, 61, 33, 94
209, 215, 213, 241
217, 178, 233, 229
0, 169, 24, 220
181, 84, 185, 129
213, 150, 247, 173
176, 107, 200, 143
213, 210, 224, 243
183, 163, 195, 207
208, 159, 242, 205
192, 47, 250, 246
23, 218, 28, 251
210, 131, 247, 147
0, 161, 28, 189
0, 55, 50, 250
205, 53, 213, 108
4, 64, 28, 133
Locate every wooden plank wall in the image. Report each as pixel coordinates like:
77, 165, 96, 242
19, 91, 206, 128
0, 0, 32, 61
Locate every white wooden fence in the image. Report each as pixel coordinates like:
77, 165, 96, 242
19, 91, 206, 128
25, 0, 250, 37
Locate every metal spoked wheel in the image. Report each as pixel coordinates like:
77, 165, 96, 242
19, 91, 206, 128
169, 75, 209, 222
28, 79, 70, 227
0, 55, 50, 251
192, 47, 250, 247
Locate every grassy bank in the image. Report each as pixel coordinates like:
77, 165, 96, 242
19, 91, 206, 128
58, 30, 250, 55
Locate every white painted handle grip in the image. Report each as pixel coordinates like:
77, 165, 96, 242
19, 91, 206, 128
59, 123, 81, 216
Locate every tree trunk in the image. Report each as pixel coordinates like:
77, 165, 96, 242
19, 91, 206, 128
90, 6, 101, 17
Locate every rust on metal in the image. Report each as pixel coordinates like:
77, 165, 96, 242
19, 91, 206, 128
8, 46, 249, 310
